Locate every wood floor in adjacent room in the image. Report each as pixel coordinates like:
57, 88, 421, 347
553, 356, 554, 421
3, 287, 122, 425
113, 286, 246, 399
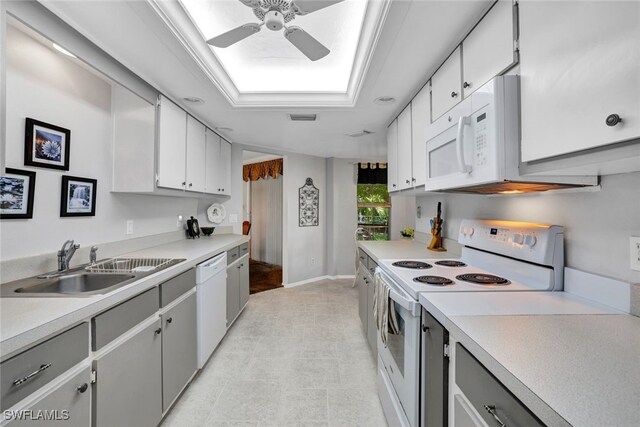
161, 278, 387, 427
249, 259, 283, 294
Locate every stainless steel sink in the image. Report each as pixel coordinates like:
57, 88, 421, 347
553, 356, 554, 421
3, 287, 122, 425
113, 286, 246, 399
13, 273, 136, 295
1, 258, 185, 297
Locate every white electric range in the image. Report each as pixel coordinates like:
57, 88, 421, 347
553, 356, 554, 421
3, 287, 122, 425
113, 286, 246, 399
375, 219, 566, 427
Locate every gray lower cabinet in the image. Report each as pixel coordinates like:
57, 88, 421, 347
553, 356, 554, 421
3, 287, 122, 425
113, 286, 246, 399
421, 309, 449, 427
93, 319, 163, 427
357, 268, 367, 332
227, 256, 250, 327
7, 368, 91, 427
365, 271, 377, 357
226, 263, 240, 326
161, 293, 197, 412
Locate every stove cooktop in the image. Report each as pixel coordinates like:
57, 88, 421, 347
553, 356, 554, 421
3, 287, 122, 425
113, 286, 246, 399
413, 276, 454, 286
456, 273, 510, 285
392, 261, 432, 269
434, 260, 467, 267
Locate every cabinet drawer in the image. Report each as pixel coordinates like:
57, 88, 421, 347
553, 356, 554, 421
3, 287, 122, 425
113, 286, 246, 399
226, 247, 240, 264
160, 268, 195, 307
1, 323, 89, 411
367, 256, 378, 276
239, 242, 249, 257
456, 344, 545, 427
92, 287, 159, 350
357, 248, 367, 265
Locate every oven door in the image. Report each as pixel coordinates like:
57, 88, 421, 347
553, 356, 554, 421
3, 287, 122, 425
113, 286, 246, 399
377, 270, 421, 427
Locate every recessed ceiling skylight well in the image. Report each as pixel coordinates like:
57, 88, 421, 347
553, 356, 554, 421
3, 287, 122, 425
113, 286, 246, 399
150, 0, 391, 106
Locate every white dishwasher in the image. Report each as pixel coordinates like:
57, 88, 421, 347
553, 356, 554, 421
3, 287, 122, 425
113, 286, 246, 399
196, 252, 227, 369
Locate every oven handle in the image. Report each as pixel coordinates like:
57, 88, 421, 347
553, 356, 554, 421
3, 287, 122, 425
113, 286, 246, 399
377, 270, 421, 317
456, 116, 472, 174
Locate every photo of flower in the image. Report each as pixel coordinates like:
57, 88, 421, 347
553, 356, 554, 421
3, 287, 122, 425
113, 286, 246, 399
0, 169, 36, 219
24, 118, 70, 170
60, 176, 97, 217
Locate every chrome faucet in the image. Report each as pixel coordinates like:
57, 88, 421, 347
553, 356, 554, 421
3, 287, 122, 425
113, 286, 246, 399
90, 246, 98, 265
58, 240, 80, 272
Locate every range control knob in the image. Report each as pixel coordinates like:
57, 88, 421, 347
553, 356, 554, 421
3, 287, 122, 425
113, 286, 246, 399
511, 233, 524, 245
466, 227, 474, 236
523, 234, 537, 247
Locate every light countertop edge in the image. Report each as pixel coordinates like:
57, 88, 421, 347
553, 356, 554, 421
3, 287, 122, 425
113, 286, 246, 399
358, 239, 461, 263
0, 234, 249, 361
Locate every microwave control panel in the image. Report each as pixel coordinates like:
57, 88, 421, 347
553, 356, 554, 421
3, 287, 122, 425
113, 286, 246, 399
474, 112, 488, 166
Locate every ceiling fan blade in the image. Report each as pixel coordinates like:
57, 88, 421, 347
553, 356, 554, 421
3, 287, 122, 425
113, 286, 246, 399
237, 0, 261, 8
293, 0, 344, 15
283, 26, 330, 61
206, 23, 261, 48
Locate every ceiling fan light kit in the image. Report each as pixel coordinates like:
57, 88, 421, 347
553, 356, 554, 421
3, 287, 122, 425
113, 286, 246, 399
207, 0, 344, 61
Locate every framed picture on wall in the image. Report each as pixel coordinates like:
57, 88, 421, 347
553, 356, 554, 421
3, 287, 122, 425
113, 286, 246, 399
60, 176, 97, 217
0, 168, 36, 219
24, 118, 71, 171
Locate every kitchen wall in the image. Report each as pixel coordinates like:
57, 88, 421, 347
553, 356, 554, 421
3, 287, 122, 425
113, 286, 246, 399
282, 153, 327, 284
1, 23, 200, 262
391, 195, 416, 240
415, 172, 640, 284
326, 158, 357, 277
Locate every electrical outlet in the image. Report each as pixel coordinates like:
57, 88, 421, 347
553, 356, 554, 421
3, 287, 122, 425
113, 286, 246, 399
126, 220, 134, 235
631, 237, 640, 272
310, 257, 316, 265
177, 215, 183, 228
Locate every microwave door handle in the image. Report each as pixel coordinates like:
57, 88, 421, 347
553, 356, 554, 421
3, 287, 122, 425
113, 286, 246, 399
456, 116, 472, 174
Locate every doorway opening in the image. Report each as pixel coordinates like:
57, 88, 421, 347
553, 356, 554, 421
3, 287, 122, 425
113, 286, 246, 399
242, 151, 284, 294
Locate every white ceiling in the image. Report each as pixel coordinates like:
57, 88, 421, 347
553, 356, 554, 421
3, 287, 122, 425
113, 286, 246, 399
243, 150, 283, 164
40, 0, 491, 160
181, 0, 368, 93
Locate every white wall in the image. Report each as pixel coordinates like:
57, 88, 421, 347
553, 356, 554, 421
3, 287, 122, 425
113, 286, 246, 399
390, 194, 416, 240
283, 153, 327, 284
1, 24, 199, 261
326, 158, 357, 276
415, 172, 640, 284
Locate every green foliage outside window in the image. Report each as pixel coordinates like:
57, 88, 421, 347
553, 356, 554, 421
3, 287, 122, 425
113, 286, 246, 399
357, 184, 390, 240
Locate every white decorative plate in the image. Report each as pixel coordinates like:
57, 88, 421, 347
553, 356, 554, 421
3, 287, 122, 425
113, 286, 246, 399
207, 203, 226, 224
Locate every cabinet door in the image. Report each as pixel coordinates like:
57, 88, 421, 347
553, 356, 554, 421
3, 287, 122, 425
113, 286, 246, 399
217, 140, 232, 195
185, 116, 206, 192
93, 320, 162, 427
226, 266, 240, 327
238, 259, 250, 310
157, 96, 187, 190
421, 309, 448, 427
397, 105, 413, 190
365, 274, 377, 357
462, 0, 516, 98
357, 269, 367, 332
431, 47, 462, 121
162, 293, 197, 412
410, 83, 430, 187
205, 129, 221, 195
520, 1, 640, 161
7, 369, 91, 427
386, 120, 399, 192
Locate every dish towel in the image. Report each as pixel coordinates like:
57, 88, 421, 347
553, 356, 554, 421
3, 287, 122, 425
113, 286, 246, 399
373, 271, 401, 348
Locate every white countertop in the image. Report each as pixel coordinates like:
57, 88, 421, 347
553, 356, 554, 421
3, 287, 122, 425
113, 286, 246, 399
358, 239, 460, 262
0, 234, 248, 360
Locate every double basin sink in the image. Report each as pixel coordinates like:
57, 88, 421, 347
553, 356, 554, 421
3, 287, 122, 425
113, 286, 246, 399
1, 258, 185, 297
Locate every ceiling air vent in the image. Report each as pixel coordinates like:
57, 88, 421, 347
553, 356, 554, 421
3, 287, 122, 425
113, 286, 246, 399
288, 113, 317, 121
347, 130, 375, 137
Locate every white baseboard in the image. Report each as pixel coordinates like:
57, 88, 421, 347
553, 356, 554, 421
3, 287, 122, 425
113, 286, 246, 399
283, 275, 355, 288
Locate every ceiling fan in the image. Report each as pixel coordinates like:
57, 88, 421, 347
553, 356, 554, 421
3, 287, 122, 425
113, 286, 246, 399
206, 0, 344, 61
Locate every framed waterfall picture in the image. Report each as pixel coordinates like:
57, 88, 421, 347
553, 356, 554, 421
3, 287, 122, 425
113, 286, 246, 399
0, 168, 36, 219
24, 118, 71, 171
60, 176, 97, 217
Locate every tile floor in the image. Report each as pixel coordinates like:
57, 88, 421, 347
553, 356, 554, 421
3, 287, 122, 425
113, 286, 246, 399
162, 278, 387, 427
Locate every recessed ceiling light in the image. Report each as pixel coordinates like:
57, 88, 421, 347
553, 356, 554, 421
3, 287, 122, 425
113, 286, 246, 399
183, 97, 205, 104
373, 96, 396, 105
52, 43, 76, 58
215, 127, 233, 132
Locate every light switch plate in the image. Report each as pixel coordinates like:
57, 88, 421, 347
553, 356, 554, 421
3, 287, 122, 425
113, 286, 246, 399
126, 220, 134, 235
631, 237, 640, 272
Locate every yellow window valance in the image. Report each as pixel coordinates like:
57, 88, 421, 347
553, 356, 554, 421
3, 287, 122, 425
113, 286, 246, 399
243, 158, 284, 182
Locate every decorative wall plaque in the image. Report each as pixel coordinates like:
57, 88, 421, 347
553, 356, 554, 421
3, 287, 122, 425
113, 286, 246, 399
299, 177, 319, 227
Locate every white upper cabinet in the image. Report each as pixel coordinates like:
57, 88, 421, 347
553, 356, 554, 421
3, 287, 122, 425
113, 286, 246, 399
157, 95, 187, 190
410, 83, 430, 187
218, 140, 232, 195
519, 1, 640, 162
397, 106, 413, 190
387, 120, 399, 192
431, 47, 462, 121
462, 0, 517, 98
186, 116, 206, 192
205, 129, 221, 195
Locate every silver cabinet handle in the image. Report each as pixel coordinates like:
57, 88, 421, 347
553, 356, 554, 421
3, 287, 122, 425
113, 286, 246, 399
12, 363, 52, 386
463, 81, 471, 89
605, 113, 622, 126
76, 383, 88, 393
188, 183, 193, 187
451, 91, 458, 98
154, 328, 162, 335
483, 405, 507, 427
166, 317, 173, 324
182, 182, 186, 186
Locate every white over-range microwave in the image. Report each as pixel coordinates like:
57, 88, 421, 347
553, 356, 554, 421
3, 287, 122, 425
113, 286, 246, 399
423, 76, 597, 193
